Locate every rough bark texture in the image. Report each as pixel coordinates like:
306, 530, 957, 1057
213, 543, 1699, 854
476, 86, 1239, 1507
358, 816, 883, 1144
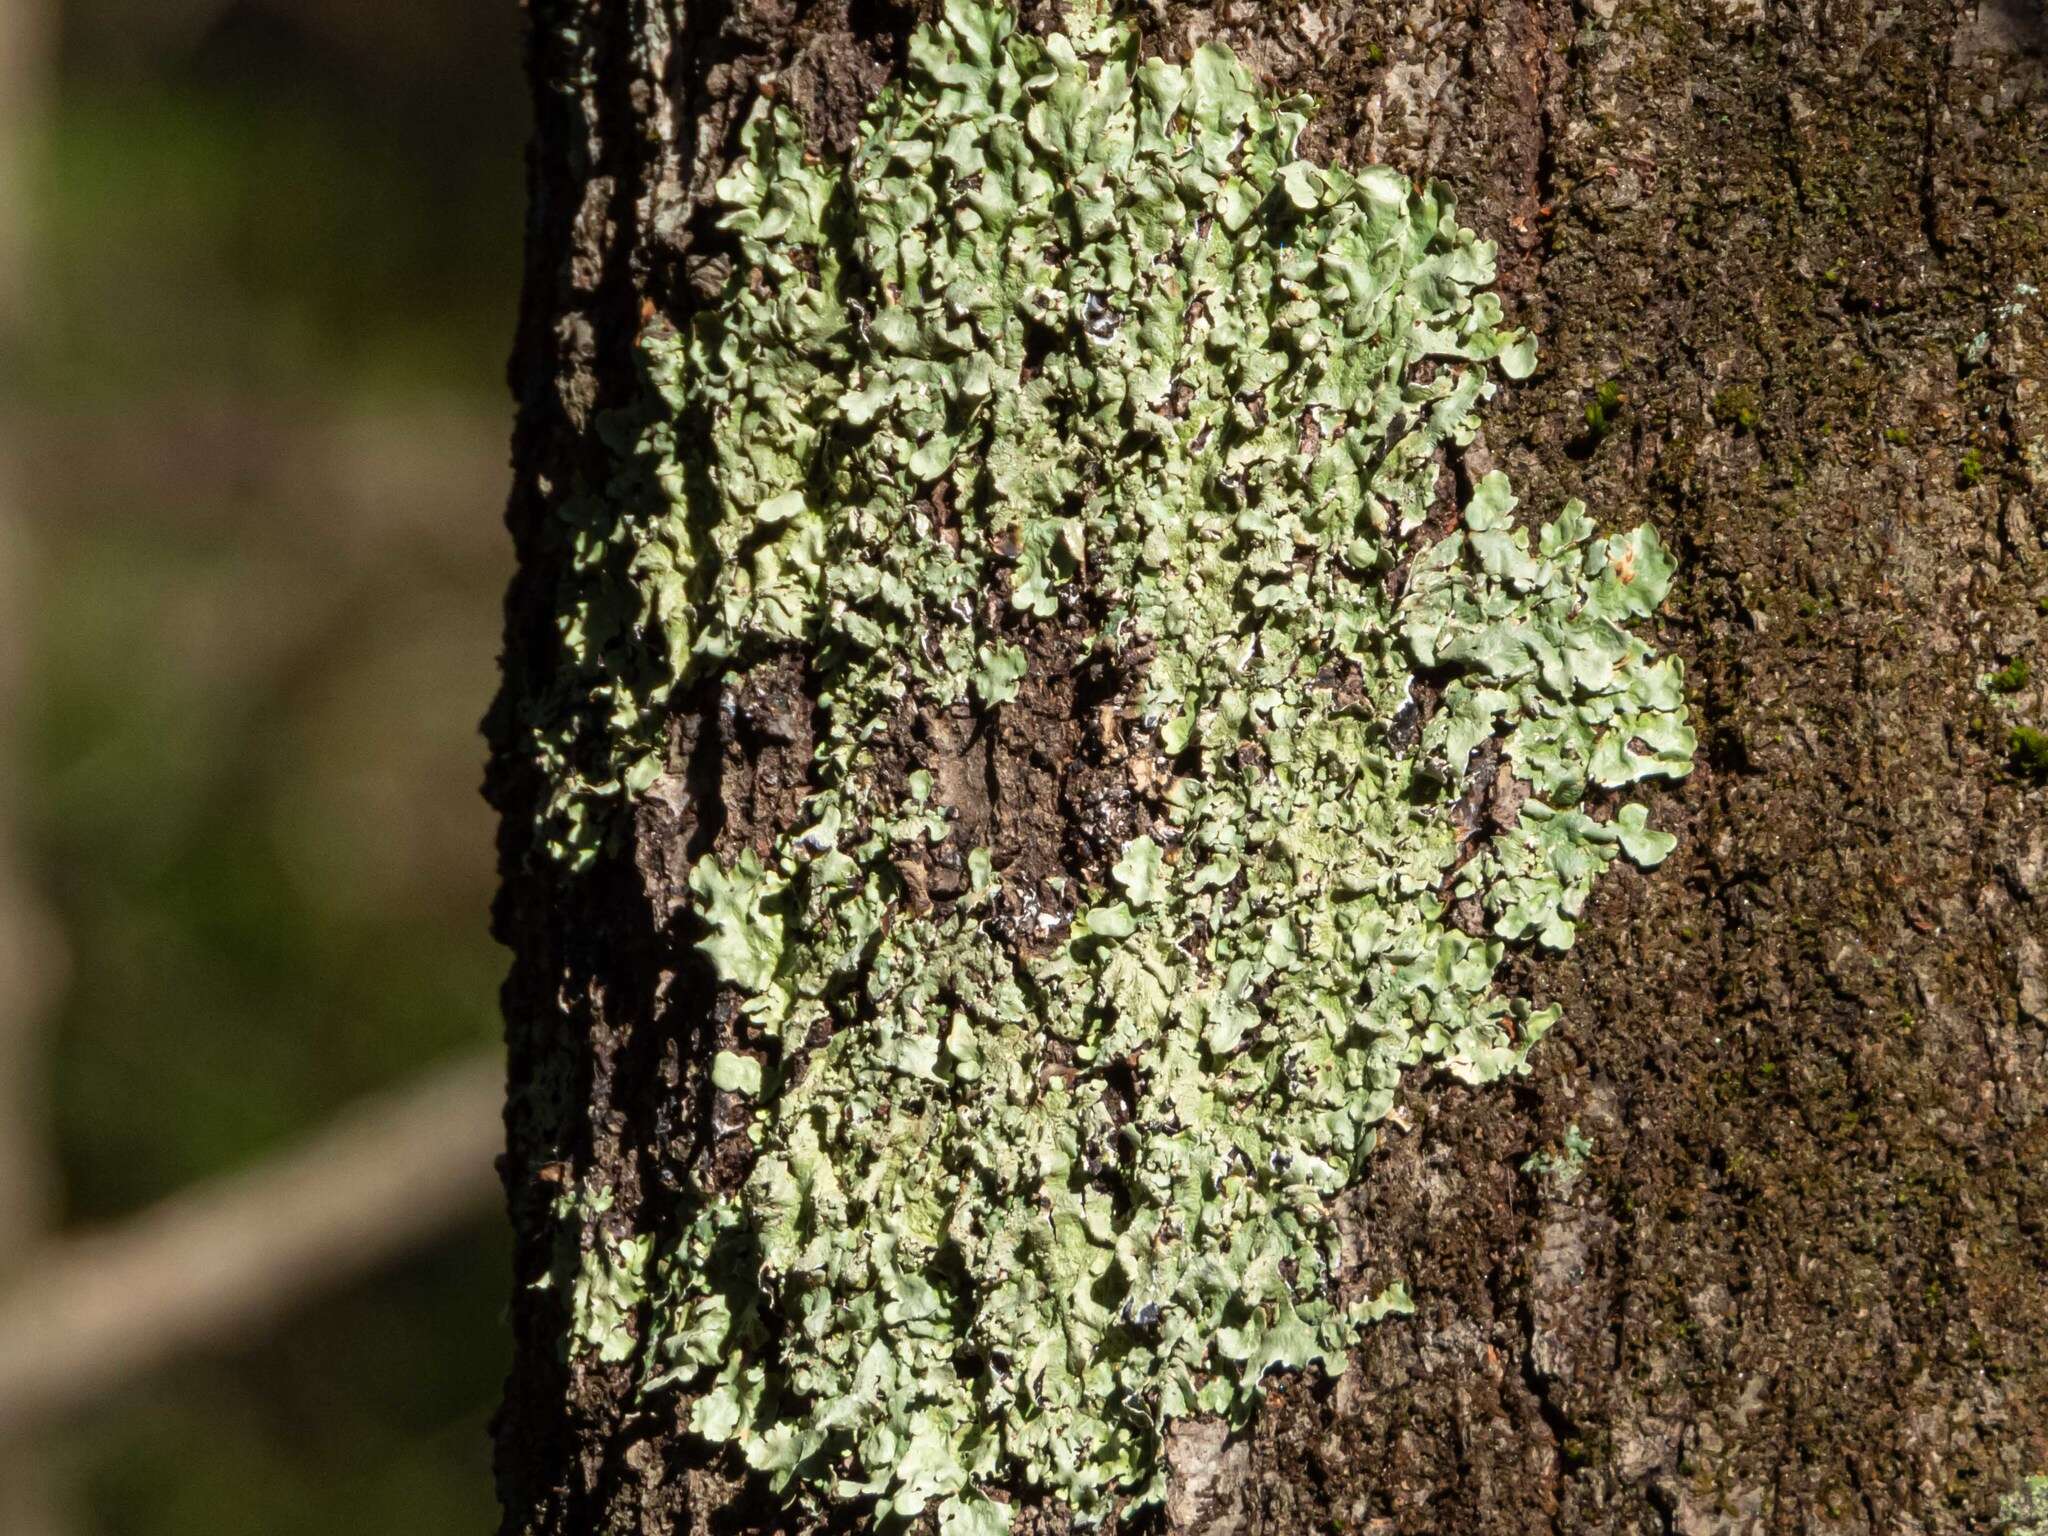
488, 2, 2048, 1533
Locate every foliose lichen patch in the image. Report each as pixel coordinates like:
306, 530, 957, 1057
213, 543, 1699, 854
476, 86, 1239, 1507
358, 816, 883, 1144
524, 0, 1695, 1527
2006, 1475, 2048, 1536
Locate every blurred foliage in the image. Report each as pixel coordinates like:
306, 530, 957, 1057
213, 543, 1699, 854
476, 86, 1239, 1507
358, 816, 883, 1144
28, 0, 523, 399
31, 84, 516, 398
29, 505, 509, 1216
14, 0, 527, 1527
68, 1223, 504, 1536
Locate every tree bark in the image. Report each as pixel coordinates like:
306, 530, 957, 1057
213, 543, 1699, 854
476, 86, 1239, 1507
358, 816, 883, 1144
489, 2, 2048, 1533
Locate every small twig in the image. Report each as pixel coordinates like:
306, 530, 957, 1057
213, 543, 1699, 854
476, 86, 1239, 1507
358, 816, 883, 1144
0, 1050, 504, 1435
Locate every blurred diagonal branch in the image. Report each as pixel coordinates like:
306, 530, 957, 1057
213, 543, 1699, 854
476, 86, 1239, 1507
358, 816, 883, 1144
0, 1050, 505, 1436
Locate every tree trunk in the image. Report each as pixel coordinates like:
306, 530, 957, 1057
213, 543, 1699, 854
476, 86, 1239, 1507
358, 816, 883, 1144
488, 2, 2048, 1534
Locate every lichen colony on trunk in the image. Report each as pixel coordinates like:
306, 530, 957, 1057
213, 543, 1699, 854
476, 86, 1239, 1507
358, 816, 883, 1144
512, 1, 1695, 1528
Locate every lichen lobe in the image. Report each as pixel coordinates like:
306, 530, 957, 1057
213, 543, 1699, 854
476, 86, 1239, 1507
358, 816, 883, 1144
534, 1, 1696, 1528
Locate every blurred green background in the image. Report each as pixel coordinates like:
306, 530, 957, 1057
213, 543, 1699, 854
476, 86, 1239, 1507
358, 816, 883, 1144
6, 0, 525, 1527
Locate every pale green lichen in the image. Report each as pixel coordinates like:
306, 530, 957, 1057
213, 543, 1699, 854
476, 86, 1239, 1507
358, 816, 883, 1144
2005, 1474, 2048, 1536
543, 1187, 655, 1366
528, 0, 1695, 1526
1522, 1123, 1595, 1193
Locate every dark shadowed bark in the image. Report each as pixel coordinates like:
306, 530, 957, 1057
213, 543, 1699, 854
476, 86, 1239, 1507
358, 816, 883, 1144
488, 2, 2048, 1532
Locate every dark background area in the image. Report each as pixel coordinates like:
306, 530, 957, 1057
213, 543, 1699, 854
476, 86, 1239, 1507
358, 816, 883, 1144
8, 0, 526, 1527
